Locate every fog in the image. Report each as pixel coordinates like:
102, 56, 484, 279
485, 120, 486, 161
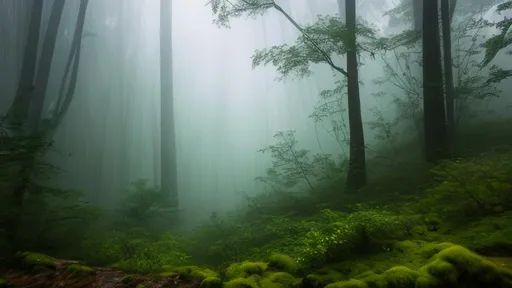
1, 0, 511, 228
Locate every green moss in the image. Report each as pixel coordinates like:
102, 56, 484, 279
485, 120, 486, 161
381, 266, 419, 288
224, 277, 259, 288
268, 254, 299, 274
200, 277, 223, 288
265, 272, 300, 287
162, 265, 217, 281
225, 261, 268, 280
359, 272, 387, 288
0, 278, 6, 287
420, 259, 457, 284
121, 275, 133, 283
433, 245, 512, 285
414, 275, 439, 288
66, 264, 95, 275
325, 279, 368, 288
136, 284, 146, 288
17, 251, 57, 269
303, 270, 344, 287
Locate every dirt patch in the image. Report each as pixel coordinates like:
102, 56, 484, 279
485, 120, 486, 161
4, 259, 201, 288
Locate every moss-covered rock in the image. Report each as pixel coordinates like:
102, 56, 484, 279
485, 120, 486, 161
381, 266, 419, 288
431, 245, 512, 286
358, 272, 387, 288
161, 265, 217, 281
224, 277, 259, 288
267, 254, 299, 274
66, 264, 95, 275
225, 261, 268, 280
303, 270, 344, 288
265, 271, 300, 287
324, 279, 368, 288
16, 251, 57, 270
200, 277, 223, 288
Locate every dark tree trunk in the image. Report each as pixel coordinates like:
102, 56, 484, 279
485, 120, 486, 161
441, 0, 455, 140
160, 0, 179, 207
345, 0, 366, 190
8, 0, 43, 124
4, 0, 65, 258
29, 0, 66, 132
53, 0, 89, 131
422, 0, 449, 162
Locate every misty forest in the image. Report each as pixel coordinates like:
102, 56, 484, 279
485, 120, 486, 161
0, 0, 512, 287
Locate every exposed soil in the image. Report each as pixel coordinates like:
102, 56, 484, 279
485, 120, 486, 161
3, 259, 201, 288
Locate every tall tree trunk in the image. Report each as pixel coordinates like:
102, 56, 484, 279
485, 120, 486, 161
3, 0, 65, 260
422, 0, 448, 162
441, 0, 456, 142
52, 0, 89, 131
160, 0, 179, 207
28, 0, 66, 132
8, 0, 43, 124
344, 0, 366, 190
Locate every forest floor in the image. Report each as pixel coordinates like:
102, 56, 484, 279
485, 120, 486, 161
3, 258, 200, 288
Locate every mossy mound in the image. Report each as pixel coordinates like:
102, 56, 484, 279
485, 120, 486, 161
200, 276, 223, 288
160, 265, 217, 281
66, 264, 95, 275
224, 271, 299, 288
16, 251, 57, 270
267, 254, 299, 274
303, 244, 512, 288
225, 261, 268, 280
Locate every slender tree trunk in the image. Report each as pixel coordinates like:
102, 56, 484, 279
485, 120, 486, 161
441, 0, 455, 141
422, 0, 448, 162
8, 0, 43, 124
29, 0, 66, 132
345, 0, 366, 190
4, 0, 65, 258
52, 0, 89, 131
160, 0, 179, 207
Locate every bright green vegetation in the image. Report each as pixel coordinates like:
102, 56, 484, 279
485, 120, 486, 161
66, 264, 95, 275
17, 251, 57, 269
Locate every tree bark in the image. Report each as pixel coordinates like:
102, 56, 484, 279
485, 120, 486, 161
422, 0, 449, 162
345, 0, 366, 190
8, 0, 43, 124
53, 0, 89, 131
441, 0, 455, 141
28, 0, 66, 132
160, 0, 179, 207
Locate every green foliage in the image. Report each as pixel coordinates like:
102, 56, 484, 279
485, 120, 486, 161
371, 13, 506, 144
257, 130, 316, 191
481, 1, 512, 67
83, 230, 191, 274
116, 179, 175, 230
252, 15, 376, 80
421, 147, 512, 217
209, 0, 275, 28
